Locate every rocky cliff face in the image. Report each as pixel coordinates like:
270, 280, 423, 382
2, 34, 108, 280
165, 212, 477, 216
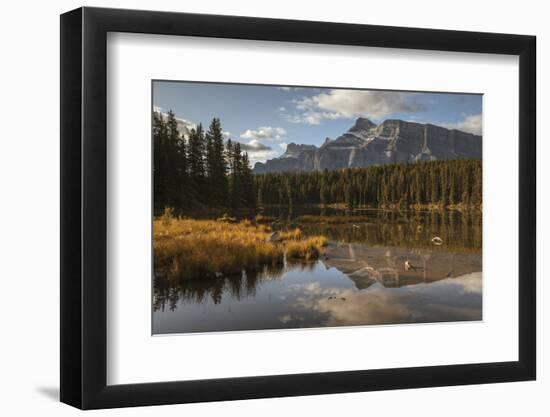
253, 117, 481, 174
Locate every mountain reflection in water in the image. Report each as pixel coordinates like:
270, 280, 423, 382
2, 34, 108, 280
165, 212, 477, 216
153, 209, 482, 334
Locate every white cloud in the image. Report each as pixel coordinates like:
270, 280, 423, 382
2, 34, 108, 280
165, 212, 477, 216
173, 117, 196, 138
232, 140, 280, 165
277, 86, 305, 92
291, 89, 425, 124
240, 126, 287, 141
286, 110, 342, 125
238, 139, 272, 151
279, 142, 288, 151
278, 106, 286, 112
440, 114, 482, 135
248, 150, 280, 165
153, 105, 196, 138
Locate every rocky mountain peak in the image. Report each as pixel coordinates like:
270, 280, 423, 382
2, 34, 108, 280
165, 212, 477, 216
282, 142, 317, 158
348, 117, 377, 133
253, 117, 481, 174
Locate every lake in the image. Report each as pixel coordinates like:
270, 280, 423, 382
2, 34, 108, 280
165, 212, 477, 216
153, 208, 482, 334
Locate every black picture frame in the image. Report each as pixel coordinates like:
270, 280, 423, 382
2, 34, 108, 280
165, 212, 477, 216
60, 6, 536, 410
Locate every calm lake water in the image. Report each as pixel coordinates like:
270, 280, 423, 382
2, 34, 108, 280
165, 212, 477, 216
153, 208, 482, 334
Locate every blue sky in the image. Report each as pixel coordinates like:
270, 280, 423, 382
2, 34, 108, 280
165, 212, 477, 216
153, 81, 482, 165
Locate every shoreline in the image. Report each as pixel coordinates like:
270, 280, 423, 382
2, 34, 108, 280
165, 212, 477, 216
162, 203, 483, 221
257, 203, 482, 212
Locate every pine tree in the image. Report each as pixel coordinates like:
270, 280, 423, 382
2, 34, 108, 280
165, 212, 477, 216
165, 111, 182, 207
187, 123, 206, 203
205, 118, 228, 206
241, 152, 256, 208
257, 184, 263, 207
320, 170, 328, 206
153, 111, 170, 213
155, 113, 481, 215
226, 140, 242, 209
175, 124, 189, 209
253, 159, 481, 210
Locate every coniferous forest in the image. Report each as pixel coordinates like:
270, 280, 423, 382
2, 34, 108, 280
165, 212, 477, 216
153, 111, 481, 214
153, 111, 255, 213
255, 159, 482, 210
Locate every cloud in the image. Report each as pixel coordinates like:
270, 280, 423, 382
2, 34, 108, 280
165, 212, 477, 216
277, 86, 305, 92
291, 89, 425, 124
454, 272, 482, 294
240, 126, 287, 141
153, 105, 196, 138
245, 149, 279, 165
238, 139, 272, 152
173, 117, 196, 138
279, 142, 288, 151
287, 271, 482, 326
233, 139, 279, 165
440, 114, 482, 135
285, 110, 341, 125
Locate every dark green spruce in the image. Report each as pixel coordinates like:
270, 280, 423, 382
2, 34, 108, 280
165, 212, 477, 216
153, 110, 482, 214
153, 110, 256, 214
255, 160, 482, 209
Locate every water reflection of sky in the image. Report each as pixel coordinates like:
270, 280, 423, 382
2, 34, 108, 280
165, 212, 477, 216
285, 266, 482, 328
153, 251, 482, 334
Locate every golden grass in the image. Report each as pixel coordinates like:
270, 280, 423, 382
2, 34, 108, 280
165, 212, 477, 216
278, 228, 302, 241
154, 210, 327, 282
284, 236, 328, 261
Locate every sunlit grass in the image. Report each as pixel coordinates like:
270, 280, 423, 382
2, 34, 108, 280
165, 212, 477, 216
154, 209, 327, 282
278, 228, 302, 241
285, 236, 328, 261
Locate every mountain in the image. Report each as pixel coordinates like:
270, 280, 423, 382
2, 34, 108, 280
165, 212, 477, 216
253, 117, 481, 174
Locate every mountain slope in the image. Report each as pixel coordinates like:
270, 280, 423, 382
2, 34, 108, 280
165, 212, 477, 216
253, 117, 481, 173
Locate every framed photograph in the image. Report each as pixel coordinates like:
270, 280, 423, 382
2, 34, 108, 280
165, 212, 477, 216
60, 6, 536, 409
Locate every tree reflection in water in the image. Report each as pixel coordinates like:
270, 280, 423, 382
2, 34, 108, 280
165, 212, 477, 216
153, 209, 483, 333
154, 263, 297, 312
291, 209, 482, 252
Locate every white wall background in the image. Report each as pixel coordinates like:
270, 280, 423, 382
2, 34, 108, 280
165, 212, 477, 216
0, 0, 545, 415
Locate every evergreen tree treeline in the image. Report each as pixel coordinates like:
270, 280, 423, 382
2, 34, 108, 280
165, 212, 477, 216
255, 159, 482, 209
154, 110, 482, 213
153, 111, 255, 213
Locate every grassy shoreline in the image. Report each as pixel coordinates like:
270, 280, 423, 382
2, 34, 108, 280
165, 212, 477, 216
154, 210, 327, 282
257, 202, 482, 212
